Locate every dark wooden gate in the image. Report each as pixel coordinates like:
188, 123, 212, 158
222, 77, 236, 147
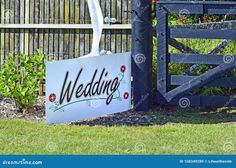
156, 1, 236, 108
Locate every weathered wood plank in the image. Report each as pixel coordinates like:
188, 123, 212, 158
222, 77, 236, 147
28, 0, 34, 55
157, 1, 236, 14
54, 0, 59, 60
44, 0, 49, 57
4, 0, 10, 58
166, 61, 236, 102
34, 0, 39, 54
69, 0, 75, 58
170, 28, 236, 40
14, 0, 20, 54
168, 95, 236, 107
24, 0, 29, 54
48, 0, 54, 60
171, 75, 236, 88
9, 0, 14, 53
170, 53, 232, 65
157, 5, 169, 99
0, 0, 5, 66
74, 0, 80, 57
38, 0, 44, 53
59, 0, 64, 59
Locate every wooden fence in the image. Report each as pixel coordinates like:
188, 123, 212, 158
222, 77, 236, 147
0, 0, 132, 66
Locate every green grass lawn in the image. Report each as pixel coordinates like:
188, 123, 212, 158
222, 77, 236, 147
0, 109, 236, 154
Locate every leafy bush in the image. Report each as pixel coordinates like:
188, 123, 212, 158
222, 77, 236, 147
0, 50, 46, 113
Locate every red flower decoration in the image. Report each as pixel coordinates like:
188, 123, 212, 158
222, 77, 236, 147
120, 65, 126, 73
49, 93, 56, 102
203, 16, 209, 23
178, 18, 185, 23
123, 92, 129, 100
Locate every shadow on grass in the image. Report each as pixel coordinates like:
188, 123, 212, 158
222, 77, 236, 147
72, 106, 236, 127
148, 106, 236, 125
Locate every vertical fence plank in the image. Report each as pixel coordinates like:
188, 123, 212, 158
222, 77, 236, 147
54, 0, 59, 60
74, 0, 80, 57
64, 0, 69, 59
79, 0, 85, 55
38, 0, 44, 53
28, 0, 34, 55
24, 0, 29, 54
156, 4, 169, 104
34, 0, 39, 54
4, 0, 10, 58
69, 0, 75, 58
0, 0, 5, 67
99, 0, 105, 51
84, 1, 90, 55
48, 0, 54, 60
122, 0, 127, 52
127, 0, 131, 52
105, 0, 111, 51
14, 0, 20, 54
59, 0, 64, 59
9, 0, 14, 54
19, 0, 24, 54
110, 0, 115, 53
44, 0, 49, 57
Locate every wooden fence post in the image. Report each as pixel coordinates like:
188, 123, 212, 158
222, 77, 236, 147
132, 0, 153, 111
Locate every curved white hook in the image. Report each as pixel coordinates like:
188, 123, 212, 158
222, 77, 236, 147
85, 0, 103, 57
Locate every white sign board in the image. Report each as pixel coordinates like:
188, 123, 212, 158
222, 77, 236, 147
46, 53, 131, 124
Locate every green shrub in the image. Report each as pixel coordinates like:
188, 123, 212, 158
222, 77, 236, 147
0, 50, 46, 113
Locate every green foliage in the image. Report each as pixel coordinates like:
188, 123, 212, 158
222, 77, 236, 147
0, 50, 46, 112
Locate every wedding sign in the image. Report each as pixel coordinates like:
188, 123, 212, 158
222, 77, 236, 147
46, 53, 131, 124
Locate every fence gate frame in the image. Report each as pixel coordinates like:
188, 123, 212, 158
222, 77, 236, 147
156, 1, 236, 108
